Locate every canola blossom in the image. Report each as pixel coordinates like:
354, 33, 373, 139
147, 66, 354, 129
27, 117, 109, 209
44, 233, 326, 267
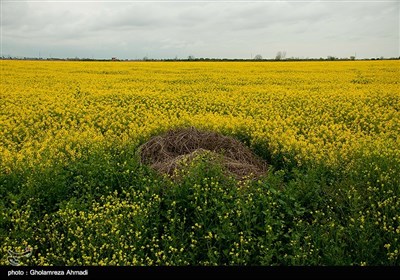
1, 60, 399, 265
1, 60, 399, 174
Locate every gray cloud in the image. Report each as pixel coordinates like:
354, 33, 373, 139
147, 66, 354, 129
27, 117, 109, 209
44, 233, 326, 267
2, 1, 399, 59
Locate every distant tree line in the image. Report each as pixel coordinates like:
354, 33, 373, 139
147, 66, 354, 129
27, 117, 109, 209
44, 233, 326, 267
1, 54, 399, 62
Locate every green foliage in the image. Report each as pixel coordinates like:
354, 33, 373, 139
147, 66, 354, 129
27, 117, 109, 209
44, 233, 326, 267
1, 144, 399, 265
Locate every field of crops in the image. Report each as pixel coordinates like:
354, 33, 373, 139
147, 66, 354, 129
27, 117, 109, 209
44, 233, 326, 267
1, 60, 399, 265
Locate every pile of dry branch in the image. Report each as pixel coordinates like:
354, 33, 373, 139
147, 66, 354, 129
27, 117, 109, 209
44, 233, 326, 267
138, 127, 267, 180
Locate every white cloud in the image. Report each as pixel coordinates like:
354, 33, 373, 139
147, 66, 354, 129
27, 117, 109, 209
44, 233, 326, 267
2, 1, 399, 59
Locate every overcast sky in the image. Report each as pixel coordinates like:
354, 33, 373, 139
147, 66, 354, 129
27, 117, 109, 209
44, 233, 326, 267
1, 0, 399, 59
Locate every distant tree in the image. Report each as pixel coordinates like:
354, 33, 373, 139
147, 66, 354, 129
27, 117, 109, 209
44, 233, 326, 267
275, 51, 286, 60
188, 55, 195, 60
254, 54, 263, 60
350, 56, 356, 60
327, 56, 336, 61
143, 56, 149, 61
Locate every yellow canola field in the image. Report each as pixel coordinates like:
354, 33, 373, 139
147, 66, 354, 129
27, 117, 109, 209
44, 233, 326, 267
1, 60, 399, 177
